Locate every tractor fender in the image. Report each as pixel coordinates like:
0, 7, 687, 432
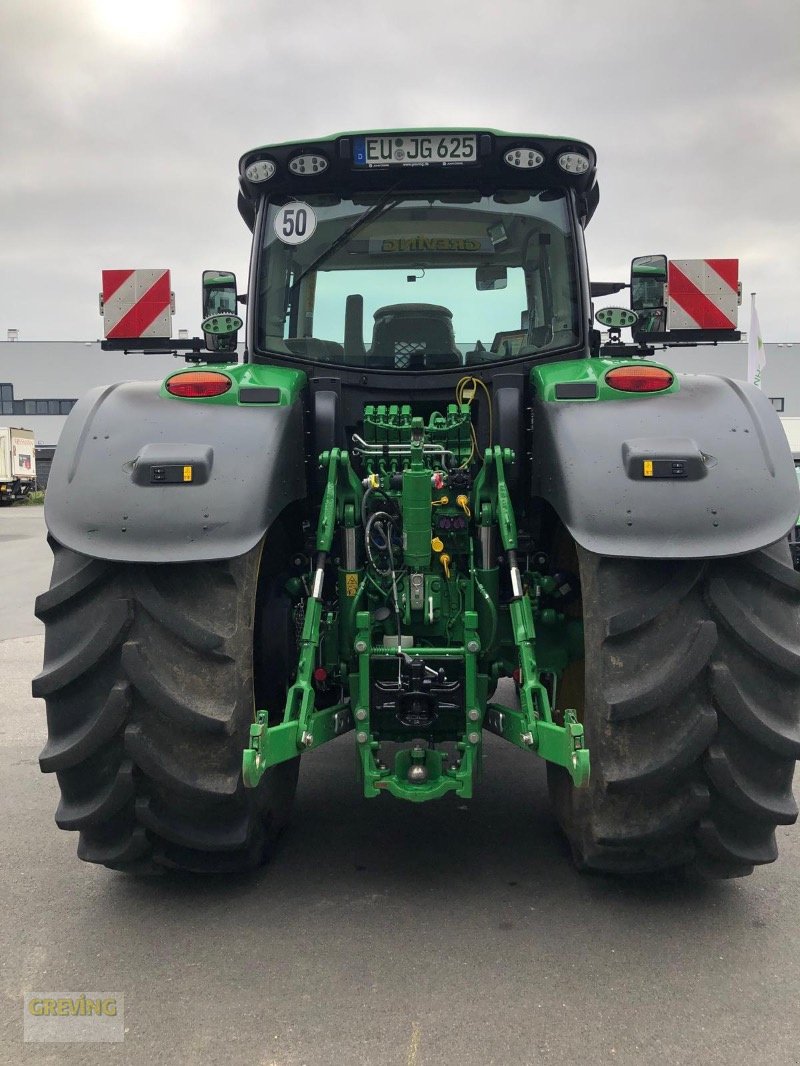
532, 373, 799, 559
44, 380, 306, 563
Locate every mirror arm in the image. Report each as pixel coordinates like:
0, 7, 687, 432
590, 281, 628, 297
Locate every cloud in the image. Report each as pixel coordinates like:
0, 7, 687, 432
2, 0, 798, 339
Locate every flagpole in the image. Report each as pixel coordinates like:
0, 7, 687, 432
747, 292, 765, 389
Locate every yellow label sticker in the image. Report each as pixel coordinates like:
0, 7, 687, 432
183, 466, 193, 482
643, 460, 653, 477
345, 573, 358, 597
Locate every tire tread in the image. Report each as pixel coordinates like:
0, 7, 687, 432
550, 539, 800, 879
36, 538, 299, 874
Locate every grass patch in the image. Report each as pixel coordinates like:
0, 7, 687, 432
25, 491, 45, 505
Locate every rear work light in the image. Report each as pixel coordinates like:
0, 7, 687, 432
557, 151, 590, 175
288, 153, 328, 175
244, 159, 276, 182
605, 365, 674, 393
503, 146, 544, 170
166, 371, 232, 398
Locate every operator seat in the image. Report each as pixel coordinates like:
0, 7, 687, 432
369, 304, 462, 369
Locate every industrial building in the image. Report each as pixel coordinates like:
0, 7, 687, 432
1, 336, 797, 484
0, 340, 178, 445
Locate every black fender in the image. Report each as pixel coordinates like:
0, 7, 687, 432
532, 373, 799, 559
44, 381, 306, 563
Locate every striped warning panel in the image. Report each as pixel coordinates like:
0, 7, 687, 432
102, 269, 172, 339
667, 259, 739, 331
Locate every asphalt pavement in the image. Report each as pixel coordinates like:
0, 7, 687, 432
0, 506, 51, 640
2, 507, 800, 1065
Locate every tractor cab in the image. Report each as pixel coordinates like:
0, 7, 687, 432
236, 131, 598, 378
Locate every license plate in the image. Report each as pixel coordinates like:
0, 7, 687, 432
354, 134, 477, 167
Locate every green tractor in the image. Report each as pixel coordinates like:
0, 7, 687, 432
34, 131, 800, 878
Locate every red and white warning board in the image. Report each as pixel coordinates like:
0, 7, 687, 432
101, 269, 172, 339
667, 259, 739, 331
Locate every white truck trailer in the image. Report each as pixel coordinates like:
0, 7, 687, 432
0, 427, 37, 505
781, 417, 800, 461
781, 418, 800, 569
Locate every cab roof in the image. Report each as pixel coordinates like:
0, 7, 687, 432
237, 128, 599, 230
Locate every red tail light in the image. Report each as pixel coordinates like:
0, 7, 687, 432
605, 366, 674, 393
166, 371, 232, 398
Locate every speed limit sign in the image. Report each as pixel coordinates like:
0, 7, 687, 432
273, 202, 317, 245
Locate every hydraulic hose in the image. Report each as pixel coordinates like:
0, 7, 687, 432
473, 572, 498, 652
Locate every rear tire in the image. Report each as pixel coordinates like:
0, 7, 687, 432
33, 536, 299, 874
548, 538, 800, 878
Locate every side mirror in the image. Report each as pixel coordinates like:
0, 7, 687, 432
202, 269, 238, 316
476, 266, 508, 291
630, 254, 668, 337
201, 270, 241, 358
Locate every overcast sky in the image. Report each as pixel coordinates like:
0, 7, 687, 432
1, 0, 798, 342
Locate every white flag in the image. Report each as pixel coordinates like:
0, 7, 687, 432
747, 293, 765, 389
